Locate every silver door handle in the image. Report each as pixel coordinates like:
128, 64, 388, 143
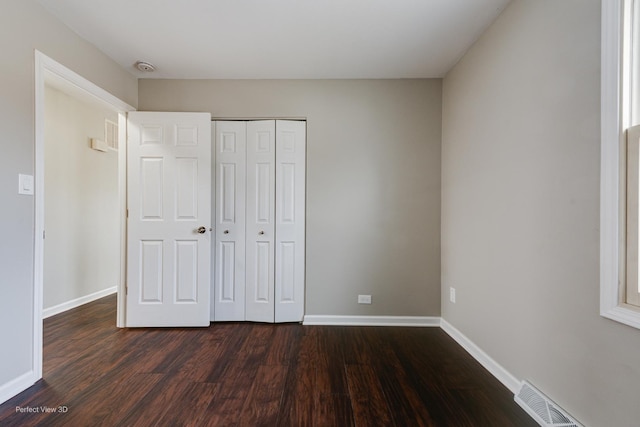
197, 226, 206, 234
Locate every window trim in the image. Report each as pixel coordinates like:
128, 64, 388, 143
601, 0, 640, 328
626, 125, 640, 306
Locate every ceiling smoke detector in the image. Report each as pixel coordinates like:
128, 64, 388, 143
135, 61, 155, 72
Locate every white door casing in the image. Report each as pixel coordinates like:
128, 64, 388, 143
126, 112, 211, 327
245, 121, 276, 322
214, 121, 247, 321
275, 120, 306, 322
209, 122, 216, 321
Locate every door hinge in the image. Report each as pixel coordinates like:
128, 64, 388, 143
43, 230, 45, 239
126, 209, 129, 218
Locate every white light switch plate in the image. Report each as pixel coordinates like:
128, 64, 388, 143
18, 174, 34, 195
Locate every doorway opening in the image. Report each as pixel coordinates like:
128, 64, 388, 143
42, 82, 120, 318
33, 51, 134, 380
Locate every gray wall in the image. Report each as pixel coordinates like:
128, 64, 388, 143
442, 1, 640, 425
44, 86, 119, 310
139, 79, 442, 317
0, 0, 136, 390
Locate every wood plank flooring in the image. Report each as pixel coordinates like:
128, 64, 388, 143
0, 295, 536, 426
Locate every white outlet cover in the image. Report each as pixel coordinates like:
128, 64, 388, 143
449, 287, 456, 303
358, 294, 372, 304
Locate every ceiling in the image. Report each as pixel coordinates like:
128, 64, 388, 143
37, 0, 510, 79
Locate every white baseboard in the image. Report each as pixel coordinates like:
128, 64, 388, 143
302, 315, 440, 327
43, 287, 117, 319
0, 370, 38, 405
440, 319, 520, 394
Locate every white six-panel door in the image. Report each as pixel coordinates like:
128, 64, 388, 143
126, 112, 211, 327
213, 122, 247, 321
245, 121, 276, 322
275, 120, 306, 322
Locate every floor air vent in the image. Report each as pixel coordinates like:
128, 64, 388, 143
514, 381, 582, 427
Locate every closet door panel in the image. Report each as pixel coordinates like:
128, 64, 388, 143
213, 121, 246, 321
275, 120, 306, 323
245, 121, 276, 322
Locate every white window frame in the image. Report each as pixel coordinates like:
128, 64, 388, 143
601, 0, 640, 328
626, 125, 640, 306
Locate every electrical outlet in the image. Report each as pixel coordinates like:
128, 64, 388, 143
449, 287, 456, 303
358, 294, 372, 304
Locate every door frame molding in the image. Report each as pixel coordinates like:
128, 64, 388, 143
33, 51, 134, 378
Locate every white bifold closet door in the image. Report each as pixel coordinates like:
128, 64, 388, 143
273, 120, 306, 322
245, 121, 276, 322
213, 121, 246, 321
213, 120, 305, 323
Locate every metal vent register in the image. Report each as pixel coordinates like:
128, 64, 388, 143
514, 381, 582, 427
105, 119, 118, 150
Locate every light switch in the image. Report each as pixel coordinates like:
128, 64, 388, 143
18, 174, 34, 195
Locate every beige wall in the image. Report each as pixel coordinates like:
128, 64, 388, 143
11, 3, 634, 425
0, 0, 136, 390
139, 79, 442, 317
44, 86, 119, 310
442, 1, 640, 425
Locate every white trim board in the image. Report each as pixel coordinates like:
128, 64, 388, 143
440, 319, 520, 394
0, 371, 38, 407
303, 315, 440, 327
43, 287, 117, 319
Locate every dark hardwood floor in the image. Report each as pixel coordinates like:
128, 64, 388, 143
0, 295, 536, 426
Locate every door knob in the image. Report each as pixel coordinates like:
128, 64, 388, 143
224, 230, 229, 234
197, 226, 206, 234
259, 231, 265, 235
